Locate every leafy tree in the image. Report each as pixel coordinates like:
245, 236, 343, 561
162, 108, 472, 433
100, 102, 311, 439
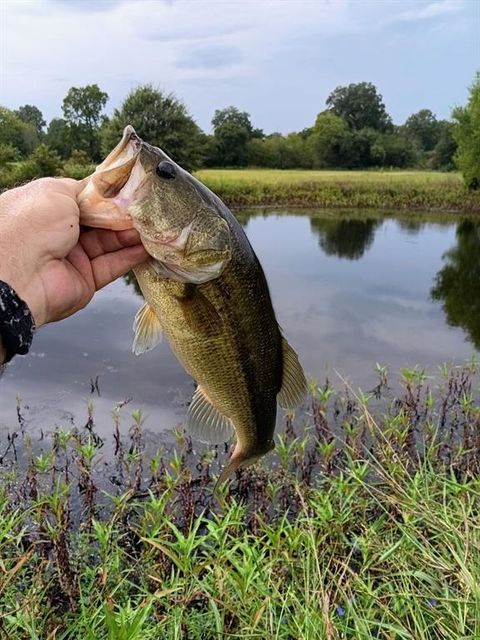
0, 143, 21, 167
403, 109, 441, 152
429, 121, 457, 171
286, 133, 314, 168
0, 106, 38, 156
212, 106, 258, 167
310, 112, 349, 168
10, 144, 62, 184
102, 85, 203, 171
246, 137, 274, 167
27, 143, 63, 175
45, 118, 74, 159
373, 132, 417, 168
63, 149, 94, 179
431, 221, 480, 348
15, 104, 46, 135
326, 82, 392, 132
246, 133, 313, 169
452, 72, 480, 189
335, 128, 379, 168
62, 84, 108, 161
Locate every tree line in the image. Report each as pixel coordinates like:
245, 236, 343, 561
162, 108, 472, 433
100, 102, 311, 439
0, 74, 478, 187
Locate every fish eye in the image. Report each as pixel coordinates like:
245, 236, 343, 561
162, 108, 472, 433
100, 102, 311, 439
156, 161, 176, 180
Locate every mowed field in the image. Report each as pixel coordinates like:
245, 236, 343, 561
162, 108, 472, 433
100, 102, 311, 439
197, 168, 463, 185
195, 168, 480, 212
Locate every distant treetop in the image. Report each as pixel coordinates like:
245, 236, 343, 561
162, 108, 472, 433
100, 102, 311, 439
326, 82, 393, 132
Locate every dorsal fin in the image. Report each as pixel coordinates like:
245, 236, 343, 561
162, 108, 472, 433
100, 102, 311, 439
187, 386, 234, 444
277, 336, 307, 409
132, 302, 163, 355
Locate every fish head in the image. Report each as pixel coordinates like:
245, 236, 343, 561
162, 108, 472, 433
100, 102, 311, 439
79, 126, 230, 279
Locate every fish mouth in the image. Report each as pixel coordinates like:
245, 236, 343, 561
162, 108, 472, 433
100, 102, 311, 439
78, 125, 145, 231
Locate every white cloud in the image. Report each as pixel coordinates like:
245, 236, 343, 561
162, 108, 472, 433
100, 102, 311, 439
0, 0, 476, 133
398, 0, 464, 22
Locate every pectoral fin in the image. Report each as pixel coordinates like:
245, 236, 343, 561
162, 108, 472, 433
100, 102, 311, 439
178, 287, 223, 338
277, 337, 307, 409
187, 386, 234, 444
132, 303, 163, 355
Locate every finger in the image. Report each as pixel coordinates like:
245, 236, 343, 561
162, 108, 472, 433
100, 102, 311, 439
51, 177, 84, 197
0, 178, 81, 227
79, 228, 144, 260
27, 177, 83, 198
91, 244, 149, 290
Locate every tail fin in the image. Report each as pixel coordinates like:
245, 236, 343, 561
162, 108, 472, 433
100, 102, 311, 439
213, 443, 270, 495
213, 455, 245, 495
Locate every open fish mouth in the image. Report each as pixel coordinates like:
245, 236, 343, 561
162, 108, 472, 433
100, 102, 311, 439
95, 125, 142, 193
78, 125, 145, 230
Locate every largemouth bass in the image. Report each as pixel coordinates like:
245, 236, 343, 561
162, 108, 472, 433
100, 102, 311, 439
78, 126, 307, 485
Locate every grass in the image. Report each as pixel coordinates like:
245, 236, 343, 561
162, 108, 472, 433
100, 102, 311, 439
195, 169, 480, 212
2, 165, 479, 213
1, 362, 480, 638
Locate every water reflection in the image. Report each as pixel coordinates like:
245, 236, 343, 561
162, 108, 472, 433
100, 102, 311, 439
1, 210, 477, 445
431, 220, 480, 350
124, 270, 143, 298
309, 218, 381, 260
397, 219, 425, 235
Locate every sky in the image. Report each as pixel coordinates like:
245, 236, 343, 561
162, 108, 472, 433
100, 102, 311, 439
1, 0, 479, 134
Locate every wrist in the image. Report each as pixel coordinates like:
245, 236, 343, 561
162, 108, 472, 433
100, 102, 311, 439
0, 267, 46, 328
0, 280, 36, 363
0, 336, 6, 366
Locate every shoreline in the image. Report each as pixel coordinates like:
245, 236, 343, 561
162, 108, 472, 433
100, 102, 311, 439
2, 167, 480, 213
196, 169, 480, 213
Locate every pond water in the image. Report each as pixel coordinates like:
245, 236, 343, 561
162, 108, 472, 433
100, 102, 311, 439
1, 209, 479, 442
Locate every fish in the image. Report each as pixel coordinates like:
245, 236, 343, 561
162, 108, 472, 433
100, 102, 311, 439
78, 125, 307, 486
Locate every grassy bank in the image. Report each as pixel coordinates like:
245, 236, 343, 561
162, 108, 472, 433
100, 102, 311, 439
1, 363, 480, 638
2, 165, 479, 213
196, 169, 480, 213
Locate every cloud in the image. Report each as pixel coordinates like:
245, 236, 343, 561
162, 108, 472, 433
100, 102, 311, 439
398, 0, 464, 22
49, 0, 129, 12
1, 0, 477, 134
176, 45, 242, 69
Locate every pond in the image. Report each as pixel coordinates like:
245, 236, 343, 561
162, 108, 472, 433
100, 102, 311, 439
1, 209, 479, 442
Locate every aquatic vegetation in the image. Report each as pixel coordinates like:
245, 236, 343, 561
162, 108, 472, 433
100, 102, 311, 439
196, 169, 480, 213
1, 362, 480, 638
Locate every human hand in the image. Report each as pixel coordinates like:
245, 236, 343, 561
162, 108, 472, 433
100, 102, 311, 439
0, 177, 149, 328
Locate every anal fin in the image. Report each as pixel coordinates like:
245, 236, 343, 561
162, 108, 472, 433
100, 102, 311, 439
277, 336, 307, 409
132, 303, 163, 355
187, 386, 234, 444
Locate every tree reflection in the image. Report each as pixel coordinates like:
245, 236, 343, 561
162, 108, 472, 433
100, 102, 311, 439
234, 210, 255, 227
309, 218, 381, 260
124, 271, 144, 298
397, 219, 425, 235
431, 221, 480, 349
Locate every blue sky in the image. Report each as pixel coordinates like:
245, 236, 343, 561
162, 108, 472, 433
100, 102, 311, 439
1, 0, 479, 134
